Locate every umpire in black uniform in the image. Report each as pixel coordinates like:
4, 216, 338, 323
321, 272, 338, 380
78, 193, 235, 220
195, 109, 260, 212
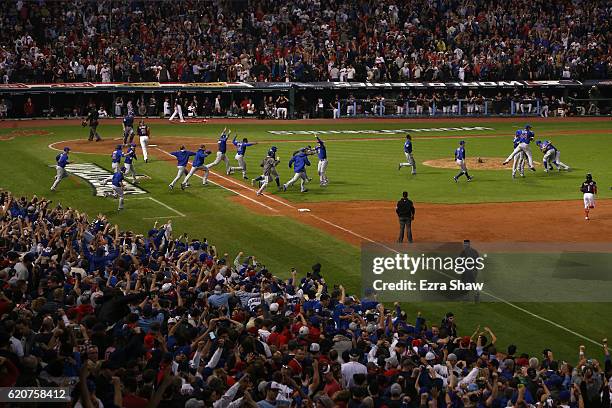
396, 191, 415, 243
85, 105, 102, 142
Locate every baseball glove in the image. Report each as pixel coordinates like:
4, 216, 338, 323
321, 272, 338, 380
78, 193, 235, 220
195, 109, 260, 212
477, 157, 484, 163
81, 120, 88, 127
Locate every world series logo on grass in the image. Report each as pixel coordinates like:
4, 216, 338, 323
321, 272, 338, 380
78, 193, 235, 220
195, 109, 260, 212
57, 163, 147, 197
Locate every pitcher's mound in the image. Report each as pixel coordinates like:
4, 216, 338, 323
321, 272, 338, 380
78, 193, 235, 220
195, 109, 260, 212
423, 157, 539, 171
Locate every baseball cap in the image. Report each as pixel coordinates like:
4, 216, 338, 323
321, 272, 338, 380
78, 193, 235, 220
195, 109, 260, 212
269, 302, 279, 313
299, 326, 309, 336
185, 398, 205, 408
161, 282, 172, 292
167, 317, 177, 324
426, 352, 436, 361
447, 353, 458, 361
309, 343, 320, 352
63, 146, 70, 151
349, 348, 361, 359
390, 383, 402, 396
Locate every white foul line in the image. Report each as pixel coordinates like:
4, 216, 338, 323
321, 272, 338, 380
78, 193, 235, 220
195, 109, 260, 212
154, 147, 279, 213
130, 197, 186, 217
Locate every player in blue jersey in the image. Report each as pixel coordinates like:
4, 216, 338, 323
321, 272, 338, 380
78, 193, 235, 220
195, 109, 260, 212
168, 146, 196, 190
536, 140, 571, 172
204, 128, 231, 183
111, 145, 123, 172
282, 149, 311, 193
229, 134, 257, 179
50, 147, 71, 191
181, 145, 212, 189
315, 135, 329, 185
102, 166, 127, 210
123, 143, 138, 183
122, 113, 135, 145
503, 124, 536, 171
453, 140, 473, 182
398, 134, 416, 175
511, 130, 526, 178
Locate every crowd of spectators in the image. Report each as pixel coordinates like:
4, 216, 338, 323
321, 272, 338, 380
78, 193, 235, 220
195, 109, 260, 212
0, 0, 611, 85
1, 189, 611, 408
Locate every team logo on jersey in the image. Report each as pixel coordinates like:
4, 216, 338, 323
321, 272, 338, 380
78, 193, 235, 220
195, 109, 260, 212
59, 163, 148, 196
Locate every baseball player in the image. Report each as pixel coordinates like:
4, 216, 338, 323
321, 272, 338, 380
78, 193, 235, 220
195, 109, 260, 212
398, 134, 416, 175
315, 135, 329, 185
502, 124, 536, 171
84, 106, 102, 142
168, 94, 185, 122
123, 144, 138, 183
229, 134, 257, 179
111, 145, 123, 172
511, 130, 526, 178
102, 166, 126, 211
181, 145, 212, 190
50, 147, 71, 191
256, 151, 281, 196
137, 120, 151, 163
168, 145, 196, 190
536, 140, 571, 172
122, 112, 135, 145
204, 128, 231, 183
580, 173, 597, 220
252, 146, 281, 189
453, 140, 473, 182
282, 149, 311, 193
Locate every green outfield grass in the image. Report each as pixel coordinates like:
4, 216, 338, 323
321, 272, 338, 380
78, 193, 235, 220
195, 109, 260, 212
0, 118, 610, 360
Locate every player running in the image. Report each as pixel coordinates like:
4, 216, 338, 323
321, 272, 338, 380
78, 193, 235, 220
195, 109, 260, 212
502, 124, 536, 171
122, 112, 135, 145
252, 146, 281, 190
256, 151, 281, 196
111, 145, 123, 172
315, 135, 329, 185
102, 166, 126, 211
398, 134, 416, 175
228, 134, 257, 179
181, 145, 212, 190
50, 147, 71, 191
453, 140, 473, 182
123, 144, 138, 183
204, 128, 231, 183
511, 130, 526, 178
137, 120, 151, 163
536, 140, 571, 172
581, 173, 597, 220
282, 149, 311, 193
168, 145, 196, 190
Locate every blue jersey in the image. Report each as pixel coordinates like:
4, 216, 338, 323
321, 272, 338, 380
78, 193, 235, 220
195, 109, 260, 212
137, 125, 148, 136
455, 146, 465, 160
521, 130, 535, 144
543, 141, 556, 152
513, 130, 522, 148
233, 136, 254, 156
316, 137, 327, 159
171, 150, 196, 167
192, 149, 211, 167
57, 152, 69, 168
123, 115, 134, 127
112, 172, 124, 187
218, 134, 228, 154
289, 152, 310, 173
404, 140, 413, 154
124, 148, 137, 164
111, 149, 123, 163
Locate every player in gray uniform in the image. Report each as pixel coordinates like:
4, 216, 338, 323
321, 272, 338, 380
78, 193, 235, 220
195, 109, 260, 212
256, 152, 281, 196
252, 146, 281, 189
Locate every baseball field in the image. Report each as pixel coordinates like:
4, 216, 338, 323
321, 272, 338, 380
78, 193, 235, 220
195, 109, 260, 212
1, 116, 610, 360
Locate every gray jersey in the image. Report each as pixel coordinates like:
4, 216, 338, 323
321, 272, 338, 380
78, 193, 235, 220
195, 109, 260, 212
261, 156, 280, 177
